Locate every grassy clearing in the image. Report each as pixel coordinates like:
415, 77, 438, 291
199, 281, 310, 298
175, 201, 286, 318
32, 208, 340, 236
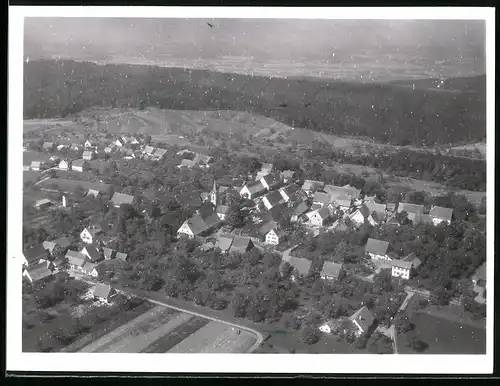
397, 311, 486, 354
23, 151, 52, 165
167, 321, 258, 353
23, 170, 42, 184
40, 178, 113, 194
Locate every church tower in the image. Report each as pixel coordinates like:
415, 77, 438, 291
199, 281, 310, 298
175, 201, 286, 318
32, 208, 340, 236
210, 179, 217, 206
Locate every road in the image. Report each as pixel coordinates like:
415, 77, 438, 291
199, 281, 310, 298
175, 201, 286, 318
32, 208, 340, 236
72, 273, 266, 353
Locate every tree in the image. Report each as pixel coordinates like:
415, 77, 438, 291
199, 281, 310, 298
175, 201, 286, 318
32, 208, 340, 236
408, 336, 429, 353
394, 312, 414, 333
301, 326, 320, 345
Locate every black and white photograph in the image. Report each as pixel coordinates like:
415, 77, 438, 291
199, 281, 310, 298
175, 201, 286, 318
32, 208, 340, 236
7, 6, 494, 374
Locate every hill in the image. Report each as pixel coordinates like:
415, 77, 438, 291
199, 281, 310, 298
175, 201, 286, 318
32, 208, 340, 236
23, 60, 486, 147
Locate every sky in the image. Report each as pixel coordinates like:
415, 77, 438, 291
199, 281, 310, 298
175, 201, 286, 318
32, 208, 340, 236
23, 18, 486, 79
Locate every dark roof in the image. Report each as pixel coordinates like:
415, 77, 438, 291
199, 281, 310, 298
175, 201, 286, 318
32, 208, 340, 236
176, 191, 202, 207
52, 236, 71, 248
264, 190, 285, 207
301, 180, 324, 191
316, 207, 331, 220
81, 262, 97, 274
365, 201, 387, 214
429, 206, 453, 222
65, 250, 87, 266
25, 262, 53, 282
258, 220, 277, 236
334, 196, 352, 208
202, 212, 221, 229
216, 205, 229, 214
23, 245, 49, 263
288, 256, 312, 276
293, 201, 310, 216
93, 283, 112, 299
215, 235, 234, 252
243, 180, 266, 195
72, 159, 87, 168
473, 262, 486, 282
103, 247, 115, 260
349, 306, 375, 333
261, 173, 282, 188
397, 202, 424, 215
111, 192, 134, 206
320, 261, 343, 279
313, 192, 333, 204
82, 245, 103, 263
365, 238, 390, 255
357, 204, 371, 218
391, 259, 413, 270
230, 236, 253, 253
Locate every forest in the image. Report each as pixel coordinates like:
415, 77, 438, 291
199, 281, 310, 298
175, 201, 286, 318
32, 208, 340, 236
23, 60, 486, 147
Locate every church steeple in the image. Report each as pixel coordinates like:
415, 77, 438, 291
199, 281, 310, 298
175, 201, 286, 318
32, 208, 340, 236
210, 179, 217, 206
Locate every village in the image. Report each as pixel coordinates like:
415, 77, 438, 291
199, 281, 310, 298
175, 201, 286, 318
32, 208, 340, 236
22, 127, 487, 354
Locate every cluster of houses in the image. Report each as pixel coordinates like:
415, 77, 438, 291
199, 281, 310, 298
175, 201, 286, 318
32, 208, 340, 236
176, 149, 213, 169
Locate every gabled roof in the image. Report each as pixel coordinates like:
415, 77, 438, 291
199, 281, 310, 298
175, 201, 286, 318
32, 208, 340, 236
143, 145, 155, 154
320, 261, 343, 279
314, 207, 330, 220
391, 259, 413, 270
215, 235, 234, 252
153, 148, 167, 157
288, 256, 312, 276
72, 159, 87, 168
261, 163, 273, 171
25, 262, 53, 282
180, 159, 196, 167
93, 283, 112, 299
293, 201, 310, 217
261, 173, 282, 187
103, 247, 115, 260
193, 153, 212, 164
242, 180, 266, 195
46, 236, 71, 250
334, 196, 352, 208
202, 212, 221, 229
65, 250, 87, 266
81, 261, 97, 274
230, 236, 253, 254
258, 220, 277, 236
301, 180, 324, 191
429, 206, 453, 222
42, 241, 57, 253
280, 170, 295, 178
397, 202, 424, 216
313, 191, 333, 205
349, 306, 375, 333
83, 226, 102, 238
324, 185, 361, 198
81, 244, 102, 262
216, 205, 229, 214
365, 238, 390, 256
42, 142, 54, 149
264, 190, 285, 207
365, 201, 387, 214
184, 214, 208, 235
24, 245, 49, 263
82, 150, 94, 157
111, 192, 134, 206
86, 189, 101, 198
472, 262, 486, 282
115, 252, 128, 261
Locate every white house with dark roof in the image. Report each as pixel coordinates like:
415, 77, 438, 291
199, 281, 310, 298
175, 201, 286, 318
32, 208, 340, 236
80, 244, 104, 263
86, 189, 102, 199
365, 238, 391, 261
66, 250, 88, 271
265, 228, 285, 245
391, 259, 413, 280
81, 262, 99, 277
30, 160, 47, 171
349, 306, 375, 337
58, 159, 71, 171
308, 207, 331, 227
334, 196, 352, 212
23, 262, 53, 284
34, 199, 52, 210
240, 180, 267, 199
177, 213, 221, 239
71, 159, 88, 172
429, 206, 453, 226
283, 256, 312, 281
260, 173, 282, 191
397, 202, 424, 224
216, 205, 229, 220
280, 170, 295, 183
312, 191, 334, 208
262, 190, 286, 210
82, 150, 95, 160
92, 283, 116, 302
349, 204, 378, 228
278, 185, 298, 203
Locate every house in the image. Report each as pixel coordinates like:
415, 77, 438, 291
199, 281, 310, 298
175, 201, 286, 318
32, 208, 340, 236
34, 199, 52, 210
92, 283, 116, 302
23, 262, 53, 284
80, 244, 104, 263
58, 159, 71, 171
42, 237, 71, 255
128, 136, 139, 145
71, 159, 88, 172
153, 148, 168, 160
260, 163, 274, 174
111, 192, 134, 207
313, 192, 334, 207
471, 262, 486, 288
65, 250, 88, 271
255, 171, 269, 181
397, 202, 424, 224
175, 191, 202, 208
215, 235, 234, 254
42, 142, 55, 151
143, 145, 155, 155
319, 320, 338, 334
229, 236, 254, 254
177, 212, 221, 239
258, 220, 278, 239
262, 190, 286, 210
84, 140, 94, 148
70, 143, 81, 151
349, 204, 378, 228
334, 196, 352, 212
80, 226, 102, 244
280, 170, 295, 183
265, 228, 285, 245
284, 256, 312, 281
81, 262, 99, 277
216, 205, 229, 220
240, 180, 267, 199
104, 146, 113, 154
320, 261, 344, 281
30, 161, 47, 171
308, 207, 331, 227
193, 153, 212, 165
200, 241, 215, 252
260, 173, 282, 191
279, 185, 299, 203
114, 139, 124, 147
115, 252, 129, 262
324, 185, 361, 200
365, 201, 387, 220
178, 159, 196, 169
386, 203, 397, 213
365, 238, 390, 261
86, 189, 102, 199
291, 201, 310, 222
82, 150, 94, 160
56, 144, 68, 151
22, 245, 50, 267
429, 206, 453, 225
391, 259, 413, 280
301, 180, 324, 194
349, 306, 375, 337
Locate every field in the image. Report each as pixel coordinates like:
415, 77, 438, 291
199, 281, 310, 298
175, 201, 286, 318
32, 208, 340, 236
39, 178, 113, 194
23, 170, 42, 184
397, 311, 486, 354
77, 304, 258, 353
23, 151, 51, 165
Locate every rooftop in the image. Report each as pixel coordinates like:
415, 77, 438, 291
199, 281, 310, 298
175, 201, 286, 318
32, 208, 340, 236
365, 238, 390, 256
429, 205, 454, 222
111, 192, 134, 206
320, 261, 343, 279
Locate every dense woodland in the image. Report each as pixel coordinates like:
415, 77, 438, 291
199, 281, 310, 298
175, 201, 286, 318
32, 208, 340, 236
24, 60, 486, 147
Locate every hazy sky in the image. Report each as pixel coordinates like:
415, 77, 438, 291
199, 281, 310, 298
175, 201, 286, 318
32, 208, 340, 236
24, 18, 486, 63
